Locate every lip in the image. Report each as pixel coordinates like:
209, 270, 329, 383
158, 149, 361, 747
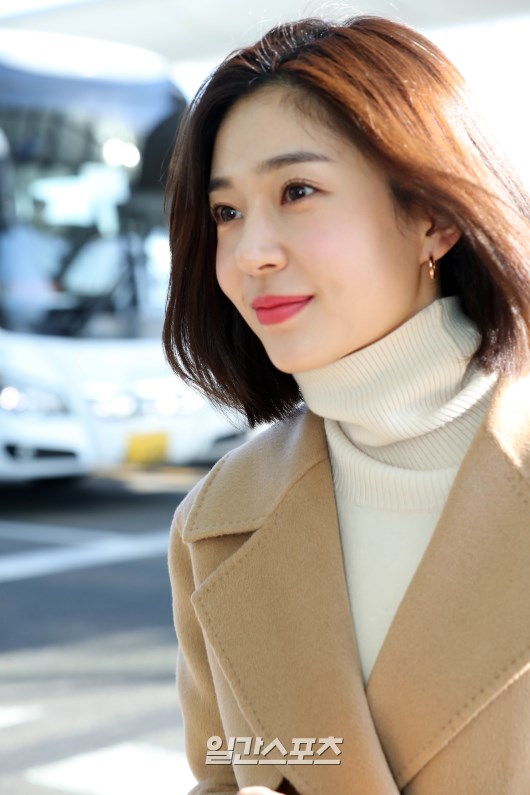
251, 294, 313, 326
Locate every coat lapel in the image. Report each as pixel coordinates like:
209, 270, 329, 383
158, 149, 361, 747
184, 411, 399, 795
366, 369, 530, 789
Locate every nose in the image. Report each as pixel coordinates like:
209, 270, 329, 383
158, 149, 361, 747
234, 208, 287, 275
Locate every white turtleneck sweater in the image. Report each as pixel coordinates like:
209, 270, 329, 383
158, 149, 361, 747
295, 297, 498, 684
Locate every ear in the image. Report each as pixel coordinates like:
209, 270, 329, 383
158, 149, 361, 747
420, 215, 461, 262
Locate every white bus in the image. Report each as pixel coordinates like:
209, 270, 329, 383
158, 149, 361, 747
0, 30, 247, 482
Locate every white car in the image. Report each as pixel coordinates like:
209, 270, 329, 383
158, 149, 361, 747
0, 329, 247, 482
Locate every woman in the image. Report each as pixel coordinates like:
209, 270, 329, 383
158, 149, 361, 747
163, 16, 530, 795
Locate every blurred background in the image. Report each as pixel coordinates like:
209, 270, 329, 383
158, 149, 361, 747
0, 1, 529, 794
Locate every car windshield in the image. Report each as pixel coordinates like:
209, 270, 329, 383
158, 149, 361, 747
0, 99, 180, 339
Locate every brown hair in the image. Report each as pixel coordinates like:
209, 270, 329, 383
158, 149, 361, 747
163, 16, 530, 426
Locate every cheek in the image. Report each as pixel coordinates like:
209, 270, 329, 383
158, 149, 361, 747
215, 247, 239, 306
300, 210, 371, 265
214, 247, 230, 294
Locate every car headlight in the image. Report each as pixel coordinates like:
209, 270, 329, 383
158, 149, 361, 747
85, 382, 139, 419
0, 378, 68, 415
135, 379, 205, 415
85, 378, 205, 420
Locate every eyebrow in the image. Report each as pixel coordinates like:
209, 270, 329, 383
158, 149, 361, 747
208, 150, 332, 193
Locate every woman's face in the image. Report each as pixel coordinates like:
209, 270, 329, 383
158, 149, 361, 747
210, 86, 442, 374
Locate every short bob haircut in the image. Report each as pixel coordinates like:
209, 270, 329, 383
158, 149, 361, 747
163, 16, 530, 426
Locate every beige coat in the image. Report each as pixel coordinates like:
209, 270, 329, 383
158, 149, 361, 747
168, 369, 530, 795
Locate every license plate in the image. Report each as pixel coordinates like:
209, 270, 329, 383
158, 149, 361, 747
126, 432, 169, 464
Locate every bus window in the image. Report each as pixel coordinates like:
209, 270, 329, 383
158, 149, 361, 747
0, 41, 186, 341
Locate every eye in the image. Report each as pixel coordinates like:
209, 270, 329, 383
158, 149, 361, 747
210, 204, 242, 225
283, 183, 315, 203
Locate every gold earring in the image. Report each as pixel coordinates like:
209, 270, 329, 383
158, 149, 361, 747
428, 255, 438, 281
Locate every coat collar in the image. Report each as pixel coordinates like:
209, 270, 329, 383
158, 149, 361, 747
183, 409, 329, 542
183, 370, 530, 794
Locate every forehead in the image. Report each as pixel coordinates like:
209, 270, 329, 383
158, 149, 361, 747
210, 86, 343, 176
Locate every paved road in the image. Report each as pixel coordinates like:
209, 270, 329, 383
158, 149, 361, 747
0, 467, 207, 795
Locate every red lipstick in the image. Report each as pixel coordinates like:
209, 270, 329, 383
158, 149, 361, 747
251, 294, 313, 325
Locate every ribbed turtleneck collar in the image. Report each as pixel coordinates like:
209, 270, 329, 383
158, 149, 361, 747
295, 297, 498, 508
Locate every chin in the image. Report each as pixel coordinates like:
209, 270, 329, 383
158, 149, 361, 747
268, 352, 329, 375
262, 334, 361, 373
268, 359, 301, 375
265, 352, 306, 375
